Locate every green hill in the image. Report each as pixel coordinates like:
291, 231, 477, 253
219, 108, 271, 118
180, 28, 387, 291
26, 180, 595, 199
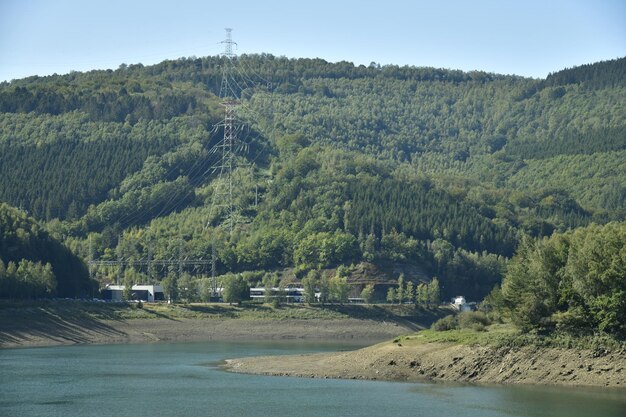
0, 55, 623, 301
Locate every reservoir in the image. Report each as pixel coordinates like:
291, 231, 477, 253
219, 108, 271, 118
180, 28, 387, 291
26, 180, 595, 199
1, 341, 624, 417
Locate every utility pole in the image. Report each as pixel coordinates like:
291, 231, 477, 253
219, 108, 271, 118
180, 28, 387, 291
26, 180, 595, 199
178, 237, 184, 280
117, 234, 123, 286
88, 234, 94, 282
211, 240, 217, 297
147, 238, 153, 283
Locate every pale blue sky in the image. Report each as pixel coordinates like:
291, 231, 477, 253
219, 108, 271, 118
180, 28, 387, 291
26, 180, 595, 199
0, 0, 624, 82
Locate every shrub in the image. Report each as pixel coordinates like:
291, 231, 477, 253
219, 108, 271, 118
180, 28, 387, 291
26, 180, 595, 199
458, 311, 491, 329
471, 323, 486, 332
431, 315, 458, 331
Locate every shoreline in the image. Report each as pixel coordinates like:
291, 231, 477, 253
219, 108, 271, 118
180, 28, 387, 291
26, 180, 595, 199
0, 317, 410, 349
1, 301, 446, 349
3, 301, 624, 389
223, 339, 626, 388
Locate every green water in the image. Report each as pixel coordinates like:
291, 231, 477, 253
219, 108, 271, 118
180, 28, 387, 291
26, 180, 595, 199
1, 341, 624, 417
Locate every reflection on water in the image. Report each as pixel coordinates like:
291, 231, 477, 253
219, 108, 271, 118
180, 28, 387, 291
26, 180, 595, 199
1, 341, 624, 417
408, 380, 626, 417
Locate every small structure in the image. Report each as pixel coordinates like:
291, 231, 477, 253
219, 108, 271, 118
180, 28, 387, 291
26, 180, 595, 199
451, 296, 474, 312
102, 284, 165, 302
249, 287, 305, 303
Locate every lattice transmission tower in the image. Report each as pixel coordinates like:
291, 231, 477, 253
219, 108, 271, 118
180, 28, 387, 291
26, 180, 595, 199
206, 28, 242, 234
205, 28, 245, 294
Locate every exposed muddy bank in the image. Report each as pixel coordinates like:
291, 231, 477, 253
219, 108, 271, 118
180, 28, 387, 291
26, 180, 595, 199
0, 317, 409, 349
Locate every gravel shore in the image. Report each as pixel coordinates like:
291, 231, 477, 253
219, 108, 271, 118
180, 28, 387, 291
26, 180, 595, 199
224, 338, 626, 388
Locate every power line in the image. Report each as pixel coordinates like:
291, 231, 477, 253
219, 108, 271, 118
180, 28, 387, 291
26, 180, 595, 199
92, 30, 274, 295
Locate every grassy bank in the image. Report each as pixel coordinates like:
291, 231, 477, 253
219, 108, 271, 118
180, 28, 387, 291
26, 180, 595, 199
399, 325, 626, 352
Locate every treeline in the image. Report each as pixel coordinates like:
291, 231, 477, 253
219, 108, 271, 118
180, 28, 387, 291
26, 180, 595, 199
0, 259, 56, 299
0, 203, 94, 298
140, 54, 505, 97
544, 57, 626, 90
0, 76, 212, 123
491, 221, 626, 337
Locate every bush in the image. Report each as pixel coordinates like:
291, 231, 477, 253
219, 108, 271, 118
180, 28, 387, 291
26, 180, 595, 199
458, 311, 491, 329
431, 315, 458, 331
471, 322, 486, 332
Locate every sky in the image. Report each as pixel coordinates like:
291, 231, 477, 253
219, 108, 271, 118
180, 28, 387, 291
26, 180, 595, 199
0, 0, 624, 82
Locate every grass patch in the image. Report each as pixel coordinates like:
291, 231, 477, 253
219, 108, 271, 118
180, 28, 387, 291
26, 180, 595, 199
404, 324, 518, 346
394, 323, 626, 351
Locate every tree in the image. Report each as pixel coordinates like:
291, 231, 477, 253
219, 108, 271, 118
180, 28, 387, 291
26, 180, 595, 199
178, 272, 197, 303
222, 274, 249, 306
317, 272, 331, 304
0, 260, 6, 297
361, 233, 377, 262
162, 272, 178, 303
432, 239, 454, 275
396, 274, 405, 303
293, 231, 358, 270
416, 283, 428, 307
499, 222, 626, 336
301, 270, 319, 304
386, 287, 396, 304
329, 273, 349, 304
500, 235, 566, 331
564, 223, 626, 334
360, 284, 375, 304
38, 262, 56, 297
123, 282, 133, 301
428, 278, 441, 307
198, 277, 214, 302
405, 281, 414, 305
262, 272, 279, 304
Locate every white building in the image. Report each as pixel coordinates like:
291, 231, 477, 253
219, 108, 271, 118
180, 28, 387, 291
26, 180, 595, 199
249, 287, 305, 303
102, 284, 165, 302
451, 296, 473, 312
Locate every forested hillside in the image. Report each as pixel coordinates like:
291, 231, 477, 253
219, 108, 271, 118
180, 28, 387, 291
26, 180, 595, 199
0, 55, 623, 302
0, 203, 94, 298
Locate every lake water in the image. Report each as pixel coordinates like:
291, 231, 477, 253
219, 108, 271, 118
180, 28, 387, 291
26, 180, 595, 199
1, 341, 624, 417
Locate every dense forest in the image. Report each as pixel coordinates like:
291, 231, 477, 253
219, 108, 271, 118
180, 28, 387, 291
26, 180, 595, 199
0, 54, 624, 315
0, 203, 95, 298
491, 221, 626, 338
